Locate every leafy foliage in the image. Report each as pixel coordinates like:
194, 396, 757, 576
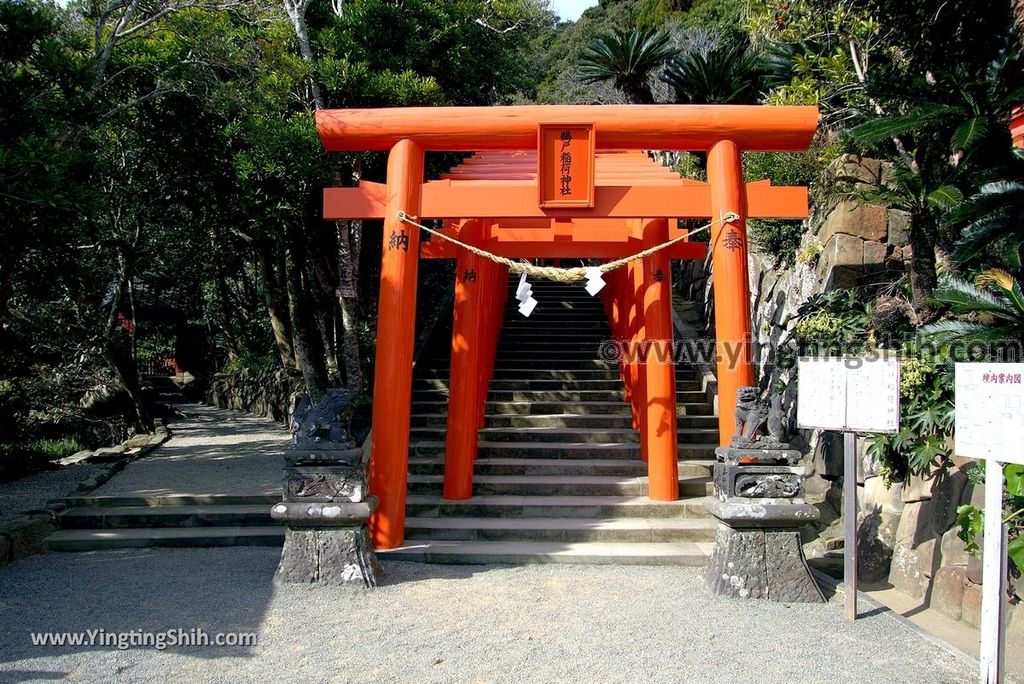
0, 0, 550, 474
956, 463, 1024, 574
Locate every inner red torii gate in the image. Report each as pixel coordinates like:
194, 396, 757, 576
316, 105, 818, 549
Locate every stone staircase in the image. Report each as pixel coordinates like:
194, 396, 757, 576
384, 277, 719, 564
47, 494, 282, 551
46, 278, 720, 564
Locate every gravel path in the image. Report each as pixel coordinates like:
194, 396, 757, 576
0, 548, 975, 684
93, 404, 289, 497
0, 465, 106, 526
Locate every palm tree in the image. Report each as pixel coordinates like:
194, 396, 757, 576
921, 269, 1024, 350
660, 38, 768, 105
578, 28, 676, 105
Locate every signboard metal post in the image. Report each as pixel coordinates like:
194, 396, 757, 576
979, 458, 1007, 683
843, 431, 858, 621
797, 356, 901, 622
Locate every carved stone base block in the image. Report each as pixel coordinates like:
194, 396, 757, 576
704, 525, 824, 603
275, 527, 381, 588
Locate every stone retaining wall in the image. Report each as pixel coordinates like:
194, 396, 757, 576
207, 367, 305, 424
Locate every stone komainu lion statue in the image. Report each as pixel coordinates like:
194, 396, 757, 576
290, 388, 355, 448
734, 386, 769, 441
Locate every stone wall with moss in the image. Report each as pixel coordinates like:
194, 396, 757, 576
207, 367, 305, 425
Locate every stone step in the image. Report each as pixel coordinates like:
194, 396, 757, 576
56, 504, 276, 530
45, 526, 284, 551
429, 359, 620, 370
407, 457, 713, 477
409, 413, 719, 429
421, 350, 613, 364
416, 378, 703, 393
501, 321, 608, 330
413, 389, 708, 403
406, 473, 713, 497
493, 331, 606, 342
504, 294, 604, 304
403, 516, 718, 543
406, 493, 712, 518
410, 400, 715, 416
416, 367, 702, 381
410, 440, 716, 460
379, 540, 711, 566
409, 426, 719, 445
48, 494, 280, 509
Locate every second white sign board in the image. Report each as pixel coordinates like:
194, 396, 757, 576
796, 357, 901, 433
954, 362, 1024, 466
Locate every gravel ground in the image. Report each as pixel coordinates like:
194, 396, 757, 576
93, 404, 289, 497
0, 548, 976, 684
0, 465, 106, 526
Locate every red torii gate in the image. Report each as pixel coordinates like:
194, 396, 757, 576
316, 105, 818, 549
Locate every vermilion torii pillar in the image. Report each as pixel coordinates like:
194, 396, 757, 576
367, 139, 423, 548
640, 219, 678, 500
316, 104, 817, 549
708, 140, 755, 446
444, 221, 484, 500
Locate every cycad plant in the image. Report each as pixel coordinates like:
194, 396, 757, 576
578, 27, 676, 105
920, 269, 1024, 348
948, 150, 1024, 269
660, 37, 768, 105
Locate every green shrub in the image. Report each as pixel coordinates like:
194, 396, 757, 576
223, 351, 279, 375
0, 436, 86, 482
749, 219, 805, 266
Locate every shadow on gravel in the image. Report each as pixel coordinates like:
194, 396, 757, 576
0, 547, 278, 672
377, 560, 500, 585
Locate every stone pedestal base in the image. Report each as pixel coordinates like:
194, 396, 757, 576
275, 527, 381, 588
704, 525, 824, 603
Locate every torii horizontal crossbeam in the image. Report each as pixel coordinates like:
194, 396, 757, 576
317, 105, 819, 152
324, 180, 808, 220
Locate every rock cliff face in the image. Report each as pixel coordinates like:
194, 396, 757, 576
207, 367, 304, 424
679, 155, 1023, 634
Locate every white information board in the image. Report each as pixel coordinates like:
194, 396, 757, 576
954, 363, 1022, 683
796, 357, 901, 433
954, 362, 1024, 466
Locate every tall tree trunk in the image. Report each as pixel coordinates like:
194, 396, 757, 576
336, 219, 364, 391
103, 257, 152, 432
285, 231, 328, 401
908, 213, 940, 324
625, 81, 655, 105
259, 240, 296, 367
282, 0, 325, 109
